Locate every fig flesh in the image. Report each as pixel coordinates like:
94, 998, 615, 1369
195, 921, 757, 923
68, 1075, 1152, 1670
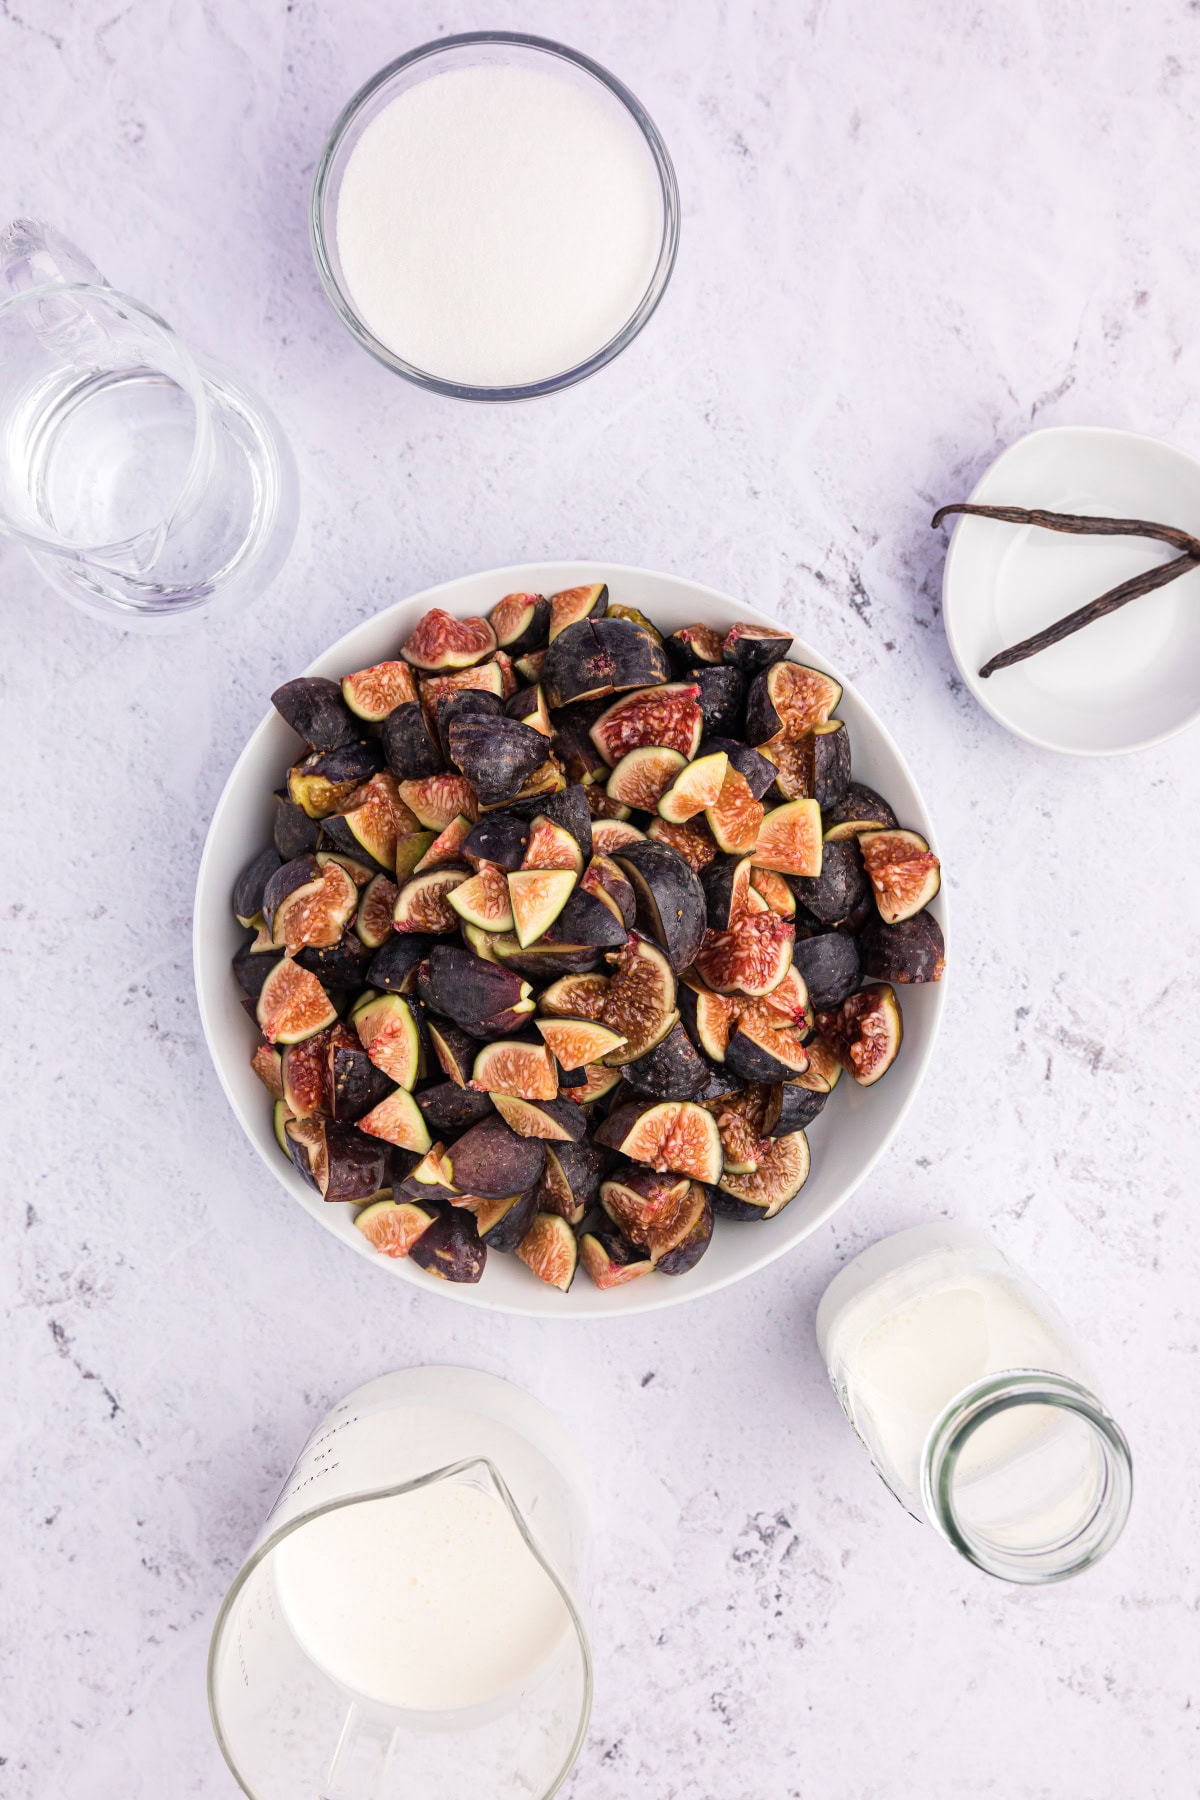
590, 819, 645, 854
352, 992, 423, 1088
400, 608, 496, 671
701, 855, 753, 930
724, 1010, 809, 1083
412, 814, 473, 872
701, 736, 776, 799
366, 932, 436, 994
579, 1228, 655, 1288
860, 829, 942, 923
251, 1039, 285, 1101
656, 750, 729, 824
516, 1213, 577, 1290
491, 590, 550, 653
695, 910, 794, 998
356, 1087, 433, 1152
447, 865, 514, 933
816, 984, 903, 1085
506, 685, 553, 737
606, 745, 687, 811
762, 719, 851, 808
356, 873, 399, 949
256, 957, 339, 1044
288, 740, 384, 819
564, 1064, 622, 1106
392, 866, 470, 933
507, 868, 577, 947
471, 1039, 559, 1100
286, 1117, 388, 1202
397, 773, 478, 830
716, 1127, 810, 1218
823, 782, 899, 840
704, 1083, 777, 1173
721, 622, 794, 674
650, 1181, 713, 1275
753, 799, 823, 878
664, 622, 724, 670
535, 1138, 607, 1224
646, 816, 719, 871
281, 1028, 333, 1118
535, 1017, 627, 1069
590, 682, 703, 766
600, 1166, 690, 1244
613, 841, 707, 973
744, 660, 841, 741
355, 1197, 436, 1258
521, 815, 585, 873
342, 660, 418, 721
538, 970, 611, 1020
600, 936, 678, 1064
749, 867, 795, 916
409, 1208, 487, 1283
705, 766, 764, 856
859, 911, 946, 983
595, 1099, 724, 1183
272, 677, 357, 751
548, 582, 608, 640
490, 1094, 588, 1141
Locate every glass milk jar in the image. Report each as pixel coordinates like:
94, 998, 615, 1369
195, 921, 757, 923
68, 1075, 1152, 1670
816, 1224, 1132, 1583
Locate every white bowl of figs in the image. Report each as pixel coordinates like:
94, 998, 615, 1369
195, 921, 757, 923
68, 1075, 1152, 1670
194, 564, 948, 1316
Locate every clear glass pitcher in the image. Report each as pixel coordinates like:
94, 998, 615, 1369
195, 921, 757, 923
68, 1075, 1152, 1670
816, 1223, 1133, 1584
208, 1367, 592, 1799
0, 219, 296, 624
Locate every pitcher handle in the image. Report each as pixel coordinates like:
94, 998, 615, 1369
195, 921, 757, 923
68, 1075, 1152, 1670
0, 218, 108, 295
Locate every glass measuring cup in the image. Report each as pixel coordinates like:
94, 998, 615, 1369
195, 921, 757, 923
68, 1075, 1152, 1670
208, 1366, 592, 1799
0, 219, 296, 624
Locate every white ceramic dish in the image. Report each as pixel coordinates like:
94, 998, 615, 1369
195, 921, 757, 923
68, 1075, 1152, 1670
941, 425, 1200, 756
194, 563, 949, 1316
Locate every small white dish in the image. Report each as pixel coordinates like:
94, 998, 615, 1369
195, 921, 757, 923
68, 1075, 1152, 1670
941, 425, 1200, 755
194, 563, 948, 1317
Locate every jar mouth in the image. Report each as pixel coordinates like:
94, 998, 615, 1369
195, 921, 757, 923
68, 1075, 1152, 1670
921, 1372, 1133, 1585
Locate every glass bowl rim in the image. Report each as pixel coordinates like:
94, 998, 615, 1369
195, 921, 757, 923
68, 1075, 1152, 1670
309, 30, 680, 402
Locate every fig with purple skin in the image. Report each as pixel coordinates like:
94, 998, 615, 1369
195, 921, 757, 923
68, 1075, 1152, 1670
621, 1021, 711, 1101
613, 841, 707, 974
288, 739, 385, 819
790, 836, 869, 928
281, 1028, 334, 1118
695, 910, 794, 999
650, 1181, 714, 1275
392, 866, 471, 933
762, 719, 851, 808
256, 957, 339, 1044
342, 659, 418, 722
490, 1094, 588, 1141
822, 782, 899, 841
701, 855, 753, 931
470, 1039, 559, 1101
595, 1099, 724, 1184
491, 937, 605, 980
417, 1082, 495, 1134
646, 816, 720, 872
716, 1128, 810, 1218
233, 930, 285, 997
521, 816, 585, 874
744, 661, 841, 741
506, 685, 553, 736
462, 811, 531, 871
550, 885, 628, 950
599, 936, 678, 1065
721, 622, 794, 675
534, 1138, 608, 1225
274, 791, 321, 861
858, 912, 946, 984
515, 1212, 578, 1290
436, 687, 503, 762
859, 830, 942, 924
327, 1023, 395, 1122
589, 682, 703, 766
691, 665, 746, 737
445, 1115, 546, 1198
271, 677, 357, 751
789, 932, 861, 1009
664, 622, 724, 671
816, 984, 903, 1086
490, 590, 551, 655
770, 1083, 828, 1133
285, 1116, 388, 1202
400, 608, 497, 672
233, 847, 282, 928
547, 582, 609, 641
473, 1187, 539, 1253
382, 701, 445, 782
579, 1226, 655, 1288
410, 1208, 488, 1283
700, 736, 776, 800
542, 618, 670, 708
445, 712, 547, 807
366, 932, 436, 994
513, 783, 593, 860
417, 946, 535, 1037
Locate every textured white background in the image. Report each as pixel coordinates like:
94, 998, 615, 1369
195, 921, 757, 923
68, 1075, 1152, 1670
2, 2, 1199, 1795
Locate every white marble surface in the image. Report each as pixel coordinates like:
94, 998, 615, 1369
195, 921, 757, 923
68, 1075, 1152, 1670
3, 2, 1199, 1794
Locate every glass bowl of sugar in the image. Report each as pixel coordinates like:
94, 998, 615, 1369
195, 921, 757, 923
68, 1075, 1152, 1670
311, 32, 679, 400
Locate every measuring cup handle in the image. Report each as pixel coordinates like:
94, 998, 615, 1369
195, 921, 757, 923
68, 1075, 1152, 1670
0, 218, 108, 296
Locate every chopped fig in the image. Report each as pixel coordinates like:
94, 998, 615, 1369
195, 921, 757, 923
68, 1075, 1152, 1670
763, 720, 851, 807
542, 618, 670, 708
701, 736, 776, 799
579, 1228, 655, 1288
701, 855, 753, 930
446, 1115, 546, 1198
489, 936, 603, 979
600, 936, 678, 1064
506, 685, 552, 737
413, 814, 473, 872
705, 766, 764, 855
555, 1064, 589, 1089
447, 712, 546, 807
417, 1082, 495, 1133
355, 1197, 435, 1258
770, 1083, 828, 1134
552, 713, 612, 787
786, 930, 861, 1008
744, 660, 842, 742
859, 912, 946, 983
490, 1094, 588, 1140
366, 932, 436, 994
607, 603, 662, 640
595, 1099, 723, 1183
286, 1117, 388, 1202
395, 831, 438, 880
400, 607, 496, 671
551, 886, 628, 949
463, 811, 531, 870
521, 815, 585, 873
356, 1086, 433, 1152
327, 1026, 395, 1121
622, 1020, 710, 1100
823, 782, 900, 841
251, 1040, 284, 1099
515, 648, 546, 683
447, 865, 515, 933
749, 867, 795, 916
393, 866, 470, 932
435, 687, 503, 762
538, 972, 612, 1020
650, 1181, 713, 1274
753, 799, 823, 878
498, 753, 567, 811
790, 837, 868, 929
860, 829, 942, 924
409, 1208, 487, 1282
418, 946, 534, 1036
817, 984, 903, 1085
535, 1017, 627, 1069
589, 682, 703, 766
717, 1128, 810, 1216
352, 991, 423, 1087
704, 1083, 777, 1173
273, 791, 321, 861
381, 702, 444, 781
590, 818, 645, 854
288, 740, 384, 819
257, 957, 339, 1043
612, 842, 707, 973
600, 1166, 691, 1244
725, 1010, 809, 1083
471, 1039, 559, 1100
581, 854, 636, 925
691, 665, 746, 737
397, 773, 478, 830
426, 1017, 477, 1085
281, 1028, 333, 1118
396, 1142, 460, 1202
420, 668, 508, 730
272, 677, 357, 751
356, 873, 399, 949
655, 750, 728, 825
796, 1035, 844, 1094
646, 815, 719, 871
507, 868, 577, 947
757, 963, 812, 1031
515, 1212, 578, 1290
342, 660, 418, 721
233, 847, 282, 928
535, 1138, 608, 1224
272, 1098, 295, 1154
721, 621, 794, 674
547, 583, 609, 641
605, 745, 687, 811
491, 590, 551, 654
695, 911, 794, 997
564, 1063, 623, 1106
319, 814, 388, 878
490, 650, 519, 698
473, 1188, 539, 1253
664, 621, 724, 670
234, 931, 285, 997
678, 979, 735, 1061
295, 929, 374, 990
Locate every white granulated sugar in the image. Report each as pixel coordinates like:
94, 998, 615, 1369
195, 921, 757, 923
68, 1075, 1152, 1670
335, 62, 664, 387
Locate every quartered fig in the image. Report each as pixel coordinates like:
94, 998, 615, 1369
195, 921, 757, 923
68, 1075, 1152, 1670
506, 684, 553, 736
600, 1165, 690, 1244
233, 847, 282, 928
409, 1208, 487, 1282
273, 791, 321, 861
321, 813, 389, 879
417, 946, 534, 1036
355, 1197, 436, 1258
581, 853, 636, 926
753, 799, 823, 878
491, 590, 551, 654
400, 607, 496, 672
749, 867, 795, 916
701, 855, 753, 930
352, 991, 424, 1087
538, 971, 612, 1020
397, 773, 478, 830
822, 782, 899, 841
272, 676, 357, 751
744, 660, 841, 741
507, 868, 577, 947
579, 1227, 655, 1288
612, 841, 707, 973
716, 1128, 810, 1218
272, 1098, 296, 1153
327, 1024, 395, 1121
356, 1086, 433, 1152
342, 660, 418, 721
288, 740, 384, 819
762, 719, 851, 808
650, 1180, 713, 1275
677, 978, 735, 1061
664, 622, 724, 670
621, 1020, 710, 1101
605, 745, 687, 811
515, 649, 546, 684
770, 1082, 828, 1134
595, 1099, 724, 1183
724, 1008, 809, 1083
382, 701, 445, 781
695, 910, 794, 998
564, 1064, 623, 1107
356, 873, 399, 949
535, 1017, 627, 1069
535, 1138, 607, 1224
393, 866, 470, 932
790, 835, 868, 927
859, 911, 946, 983
656, 750, 728, 825
860, 829, 942, 924
795, 1035, 843, 1094
286, 1117, 388, 1202
589, 682, 704, 766
413, 814, 473, 872
816, 984, 903, 1085
691, 665, 746, 737
490, 937, 603, 979
472, 1187, 539, 1253
548, 582, 608, 641
701, 735, 776, 799
366, 931, 436, 994
446, 1114, 547, 1198
789, 931, 861, 1008
420, 664, 507, 725
550, 885, 627, 951
471, 1038, 559, 1100
257, 957, 339, 1044
426, 1012, 479, 1084
463, 811, 531, 871
542, 618, 670, 708
436, 686, 504, 761
233, 930, 284, 997
447, 712, 546, 807
705, 765, 764, 856
703, 1082, 777, 1173
290, 930, 370, 993
447, 864, 514, 933
721, 621, 794, 674
600, 936, 678, 1064
646, 816, 719, 871
516, 1212, 577, 1290
589, 818, 645, 854
522, 815, 585, 873
395, 1141, 460, 1202
281, 1027, 333, 1118
490, 1094, 588, 1140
